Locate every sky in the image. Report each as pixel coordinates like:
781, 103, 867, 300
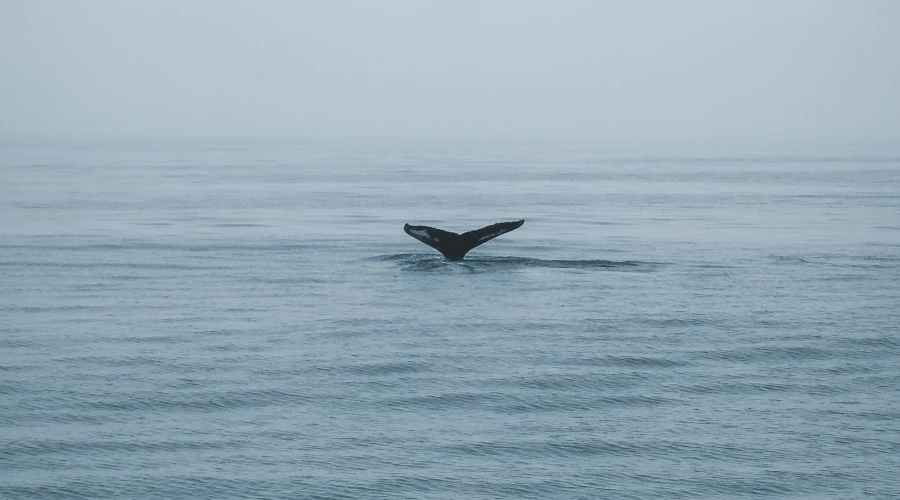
1, 0, 899, 139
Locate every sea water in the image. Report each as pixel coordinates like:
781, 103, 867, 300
2, 137, 899, 499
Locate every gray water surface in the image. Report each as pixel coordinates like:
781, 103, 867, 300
2, 138, 899, 499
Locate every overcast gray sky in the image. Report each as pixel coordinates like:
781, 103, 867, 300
1, 0, 898, 139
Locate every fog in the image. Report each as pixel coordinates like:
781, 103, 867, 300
2, 0, 898, 139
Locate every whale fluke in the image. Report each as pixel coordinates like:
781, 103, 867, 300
403, 220, 525, 260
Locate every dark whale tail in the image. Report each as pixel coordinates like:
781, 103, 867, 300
403, 220, 525, 260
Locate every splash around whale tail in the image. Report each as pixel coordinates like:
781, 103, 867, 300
403, 220, 525, 260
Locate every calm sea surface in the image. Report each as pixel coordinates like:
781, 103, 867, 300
2, 138, 899, 499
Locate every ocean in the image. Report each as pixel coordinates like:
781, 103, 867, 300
2, 137, 899, 499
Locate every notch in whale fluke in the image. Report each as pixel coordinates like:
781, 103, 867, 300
403, 220, 525, 260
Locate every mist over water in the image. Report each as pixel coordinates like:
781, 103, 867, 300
2, 138, 900, 499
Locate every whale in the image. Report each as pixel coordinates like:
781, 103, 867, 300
403, 220, 524, 260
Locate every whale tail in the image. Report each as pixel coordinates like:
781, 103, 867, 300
403, 220, 525, 260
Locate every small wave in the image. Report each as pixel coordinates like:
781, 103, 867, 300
499, 371, 653, 391
498, 394, 673, 413
771, 253, 900, 269
211, 223, 269, 228
696, 345, 833, 363
343, 361, 431, 376
381, 391, 502, 411
481, 256, 649, 269
771, 255, 810, 265
438, 438, 768, 463
690, 263, 735, 269
439, 439, 640, 458
73, 388, 312, 413
0, 260, 229, 271
0, 241, 316, 253
640, 316, 716, 328
0, 436, 237, 459
367, 253, 428, 261
373, 254, 660, 272
839, 335, 900, 349
245, 276, 326, 285
570, 355, 684, 368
